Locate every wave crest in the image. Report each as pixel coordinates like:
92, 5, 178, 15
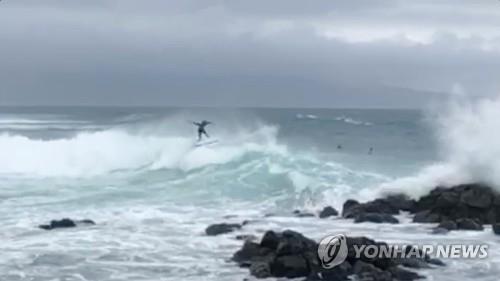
0, 125, 285, 177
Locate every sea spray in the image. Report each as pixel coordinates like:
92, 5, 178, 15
378, 94, 500, 198
0, 124, 285, 177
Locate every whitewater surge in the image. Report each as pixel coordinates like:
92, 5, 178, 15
379, 94, 500, 198
4, 107, 498, 281
295, 113, 373, 126
335, 115, 373, 126
0, 125, 286, 177
0, 109, 399, 212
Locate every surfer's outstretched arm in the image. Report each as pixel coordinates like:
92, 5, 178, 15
193, 122, 201, 126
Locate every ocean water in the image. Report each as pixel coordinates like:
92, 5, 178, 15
1, 106, 499, 281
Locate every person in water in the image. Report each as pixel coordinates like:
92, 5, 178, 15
193, 120, 212, 141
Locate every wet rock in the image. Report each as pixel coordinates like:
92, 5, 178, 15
437, 220, 457, 231
233, 229, 441, 280
260, 230, 281, 250
274, 230, 317, 256
342, 195, 415, 221
205, 223, 241, 236
435, 190, 460, 208
389, 266, 424, 281
493, 223, 500, 235
242, 220, 256, 226
460, 185, 493, 209
292, 210, 315, 218
342, 199, 399, 219
38, 218, 95, 230
271, 255, 309, 278
456, 218, 484, 231
432, 218, 482, 233
312, 262, 352, 280
413, 183, 498, 224
384, 194, 417, 212
79, 219, 96, 225
249, 262, 271, 278
395, 246, 439, 270
342, 199, 360, 217
353, 261, 392, 281
319, 206, 339, 218
395, 256, 430, 269
413, 210, 441, 223
354, 213, 399, 224
232, 230, 316, 279
233, 241, 272, 266
39, 218, 76, 230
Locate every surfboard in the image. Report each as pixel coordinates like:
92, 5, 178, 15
194, 139, 219, 147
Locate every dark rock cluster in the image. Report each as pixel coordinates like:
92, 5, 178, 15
412, 184, 499, 225
205, 223, 242, 236
340, 183, 500, 234
340, 195, 413, 224
293, 210, 316, 218
39, 218, 95, 230
233, 230, 441, 281
318, 206, 339, 218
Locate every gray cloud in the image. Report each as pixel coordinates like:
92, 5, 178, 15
0, 0, 499, 107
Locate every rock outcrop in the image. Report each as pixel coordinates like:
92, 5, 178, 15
341, 195, 412, 224
39, 218, 96, 230
412, 184, 498, 225
341, 183, 499, 230
205, 223, 242, 236
319, 206, 339, 218
233, 230, 440, 280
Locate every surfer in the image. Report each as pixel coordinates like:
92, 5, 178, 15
193, 120, 212, 141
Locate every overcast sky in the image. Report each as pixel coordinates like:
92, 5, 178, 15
1, 0, 499, 108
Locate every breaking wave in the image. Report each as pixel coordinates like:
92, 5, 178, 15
379, 94, 500, 198
0, 124, 286, 177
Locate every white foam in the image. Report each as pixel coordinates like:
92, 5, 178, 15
0, 118, 89, 124
287, 171, 313, 193
296, 114, 318, 120
0, 125, 286, 177
0, 117, 93, 130
378, 94, 500, 198
335, 116, 372, 126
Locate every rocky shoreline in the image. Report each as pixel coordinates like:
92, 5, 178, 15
232, 230, 443, 281
225, 183, 498, 280
38, 183, 499, 280
339, 183, 500, 233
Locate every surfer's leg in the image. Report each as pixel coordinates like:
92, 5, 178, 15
203, 130, 210, 138
198, 130, 203, 141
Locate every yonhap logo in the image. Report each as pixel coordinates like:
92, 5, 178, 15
318, 233, 488, 267
317, 234, 348, 268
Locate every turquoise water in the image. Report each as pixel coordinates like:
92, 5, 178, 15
1, 107, 497, 281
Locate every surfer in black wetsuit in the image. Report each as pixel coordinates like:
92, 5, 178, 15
193, 120, 211, 141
